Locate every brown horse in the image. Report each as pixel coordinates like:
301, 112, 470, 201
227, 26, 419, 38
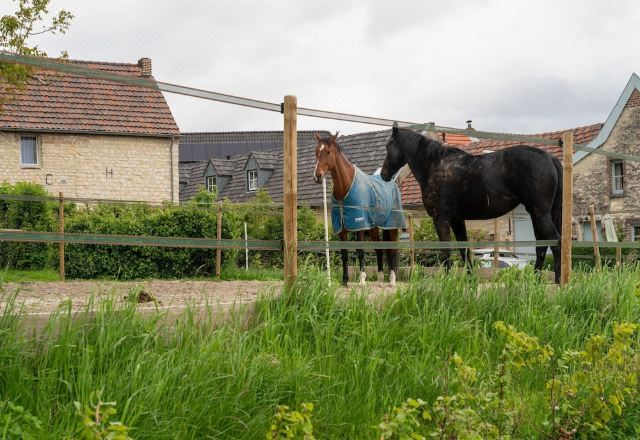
313, 132, 402, 286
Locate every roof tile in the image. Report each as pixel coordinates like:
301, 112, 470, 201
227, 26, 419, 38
0, 57, 179, 136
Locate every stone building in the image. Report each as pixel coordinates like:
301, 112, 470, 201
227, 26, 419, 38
571, 73, 640, 241
0, 57, 180, 203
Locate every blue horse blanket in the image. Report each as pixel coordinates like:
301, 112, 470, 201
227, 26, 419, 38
332, 167, 406, 233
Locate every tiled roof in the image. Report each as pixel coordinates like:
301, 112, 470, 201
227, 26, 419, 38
214, 129, 391, 205
463, 123, 603, 158
0, 57, 179, 136
179, 130, 330, 162
183, 124, 603, 208
181, 131, 324, 144
210, 158, 235, 176
179, 161, 209, 202
207, 129, 473, 206
437, 132, 473, 146
251, 151, 279, 170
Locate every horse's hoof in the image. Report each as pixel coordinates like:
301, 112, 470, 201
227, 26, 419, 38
389, 271, 397, 287
359, 272, 367, 286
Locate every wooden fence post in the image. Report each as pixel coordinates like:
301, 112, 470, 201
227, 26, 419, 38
283, 95, 298, 287
588, 205, 601, 271
616, 245, 622, 267
561, 132, 573, 285
216, 202, 222, 277
58, 192, 65, 281
407, 213, 415, 270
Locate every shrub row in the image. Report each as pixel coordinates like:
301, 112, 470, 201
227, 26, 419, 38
0, 182, 58, 270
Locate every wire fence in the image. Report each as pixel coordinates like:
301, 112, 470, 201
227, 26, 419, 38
2, 51, 640, 280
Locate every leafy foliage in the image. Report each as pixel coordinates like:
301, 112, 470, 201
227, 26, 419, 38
65, 202, 243, 279
74, 391, 132, 440
0, 0, 74, 100
0, 399, 43, 439
267, 403, 315, 440
546, 322, 640, 438
378, 321, 555, 439
0, 181, 57, 269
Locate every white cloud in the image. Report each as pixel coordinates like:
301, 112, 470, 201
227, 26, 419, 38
4, 0, 640, 134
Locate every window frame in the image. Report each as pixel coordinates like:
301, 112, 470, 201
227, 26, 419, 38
632, 225, 640, 242
247, 170, 258, 191
20, 135, 41, 168
206, 175, 217, 193
611, 160, 624, 196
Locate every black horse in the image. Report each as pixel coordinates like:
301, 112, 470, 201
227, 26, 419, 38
381, 126, 563, 283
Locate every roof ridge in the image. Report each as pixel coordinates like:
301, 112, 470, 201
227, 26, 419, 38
466, 122, 604, 146
180, 130, 327, 135
57, 58, 141, 67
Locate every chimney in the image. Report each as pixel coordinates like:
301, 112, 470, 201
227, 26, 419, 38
466, 120, 474, 130
138, 58, 152, 76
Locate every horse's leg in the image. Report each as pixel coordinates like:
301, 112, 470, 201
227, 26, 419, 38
434, 218, 453, 271
387, 229, 399, 286
530, 213, 561, 284
339, 230, 349, 286
357, 230, 366, 286
530, 220, 549, 276
370, 228, 384, 281
450, 220, 472, 273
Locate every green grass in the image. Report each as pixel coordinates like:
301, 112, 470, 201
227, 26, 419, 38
0, 267, 60, 283
1, 266, 640, 438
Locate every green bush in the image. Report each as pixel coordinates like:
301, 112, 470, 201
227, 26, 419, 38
64, 200, 243, 279
240, 189, 325, 269
0, 181, 57, 270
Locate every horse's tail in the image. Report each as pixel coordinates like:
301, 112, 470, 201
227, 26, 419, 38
552, 157, 563, 236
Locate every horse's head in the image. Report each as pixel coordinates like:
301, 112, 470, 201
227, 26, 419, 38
381, 125, 406, 181
313, 131, 340, 183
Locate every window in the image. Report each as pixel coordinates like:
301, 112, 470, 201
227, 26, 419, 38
247, 170, 258, 191
20, 136, 39, 167
633, 225, 640, 241
611, 160, 624, 195
206, 175, 217, 193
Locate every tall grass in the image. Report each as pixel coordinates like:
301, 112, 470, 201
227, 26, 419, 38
1, 266, 640, 438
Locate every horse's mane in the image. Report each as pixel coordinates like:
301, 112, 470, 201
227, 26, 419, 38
398, 128, 467, 161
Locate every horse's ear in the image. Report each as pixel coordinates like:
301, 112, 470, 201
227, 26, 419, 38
392, 122, 399, 137
331, 131, 339, 144
314, 132, 321, 142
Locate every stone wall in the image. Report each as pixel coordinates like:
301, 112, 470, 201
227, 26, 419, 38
573, 93, 640, 240
0, 132, 179, 204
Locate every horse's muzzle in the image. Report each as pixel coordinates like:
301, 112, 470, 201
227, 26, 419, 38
313, 173, 322, 184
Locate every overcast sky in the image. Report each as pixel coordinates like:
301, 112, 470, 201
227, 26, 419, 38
5, 0, 640, 134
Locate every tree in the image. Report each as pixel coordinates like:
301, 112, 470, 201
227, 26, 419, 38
0, 0, 73, 97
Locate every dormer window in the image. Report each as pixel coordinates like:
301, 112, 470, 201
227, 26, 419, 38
206, 175, 217, 193
247, 170, 258, 191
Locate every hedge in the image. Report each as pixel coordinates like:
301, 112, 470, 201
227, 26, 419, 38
0, 182, 58, 270
64, 201, 243, 279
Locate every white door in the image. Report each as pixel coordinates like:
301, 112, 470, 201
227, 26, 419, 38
513, 204, 536, 261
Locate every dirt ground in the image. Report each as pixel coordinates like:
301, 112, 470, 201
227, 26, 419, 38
1, 279, 402, 316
